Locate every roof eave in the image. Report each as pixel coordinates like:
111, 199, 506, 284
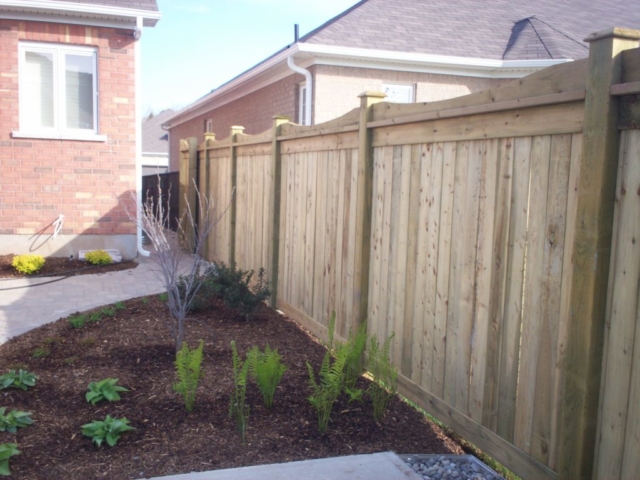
0, 0, 161, 28
162, 43, 572, 129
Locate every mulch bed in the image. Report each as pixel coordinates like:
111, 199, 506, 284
0, 296, 462, 479
0, 254, 137, 279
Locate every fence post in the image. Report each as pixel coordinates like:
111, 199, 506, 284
178, 137, 198, 251
353, 92, 386, 329
201, 133, 215, 261
229, 126, 244, 265
268, 115, 289, 308
558, 28, 640, 480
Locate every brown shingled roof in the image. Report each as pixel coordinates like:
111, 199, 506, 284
301, 0, 639, 60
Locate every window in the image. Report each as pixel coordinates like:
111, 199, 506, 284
205, 118, 213, 133
17, 42, 99, 138
298, 83, 309, 126
382, 83, 415, 103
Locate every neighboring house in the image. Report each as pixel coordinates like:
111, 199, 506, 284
163, 0, 640, 172
0, 0, 160, 259
142, 109, 174, 176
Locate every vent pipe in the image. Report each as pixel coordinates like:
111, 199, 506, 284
294, 23, 299, 43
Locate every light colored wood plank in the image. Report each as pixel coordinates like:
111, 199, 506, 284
621, 47, 640, 84
378, 146, 394, 345
236, 143, 272, 157
497, 136, 532, 441
514, 134, 552, 453
325, 150, 340, 327
368, 147, 385, 342
386, 145, 403, 364
334, 150, 347, 336
345, 149, 358, 338
313, 151, 328, 323
469, 138, 499, 424
303, 151, 317, 317
279, 106, 360, 138
372, 102, 584, 148
281, 131, 358, 154
621, 302, 640, 480
433, 142, 456, 399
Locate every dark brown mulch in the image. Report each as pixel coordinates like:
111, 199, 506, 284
0, 254, 137, 279
0, 297, 463, 479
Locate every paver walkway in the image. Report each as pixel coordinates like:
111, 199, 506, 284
0, 250, 193, 344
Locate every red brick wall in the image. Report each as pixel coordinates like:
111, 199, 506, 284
168, 72, 306, 172
0, 20, 137, 239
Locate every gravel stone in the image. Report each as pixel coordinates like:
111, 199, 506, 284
402, 455, 505, 480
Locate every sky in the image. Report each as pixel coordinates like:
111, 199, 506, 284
140, 0, 359, 114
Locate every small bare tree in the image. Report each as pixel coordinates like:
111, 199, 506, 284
125, 180, 231, 352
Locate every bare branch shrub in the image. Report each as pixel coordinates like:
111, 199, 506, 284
123, 179, 231, 352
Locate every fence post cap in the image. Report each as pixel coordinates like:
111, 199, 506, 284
584, 27, 640, 42
358, 91, 387, 99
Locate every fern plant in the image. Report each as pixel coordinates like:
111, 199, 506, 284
325, 311, 367, 396
173, 340, 204, 412
229, 341, 250, 442
306, 345, 350, 434
247, 344, 287, 408
367, 333, 398, 422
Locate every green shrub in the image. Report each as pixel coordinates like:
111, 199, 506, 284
173, 340, 204, 412
86, 378, 129, 405
0, 408, 33, 433
0, 443, 20, 476
68, 314, 87, 329
84, 250, 112, 265
11, 254, 45, 275
82, 415, 134, 447
187, 262, 271, 318
306, 343, 349, 434
367, 333, 398, 422
31, 347, 50, 358
229, 341, 250, 442
88, 312, 102, 323
0, 370, 38, 391
114, 301, 125, 310
247, 344, 287, 409
100, 307, 115, 318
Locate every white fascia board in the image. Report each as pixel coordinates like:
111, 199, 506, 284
163, 43, 572, 129
0, 0, 161, 28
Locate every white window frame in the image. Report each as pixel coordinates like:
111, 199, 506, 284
205, 118, 213, 133
382, 83, 415, 103
298, 82, 309, 126
14, 41, 105, 142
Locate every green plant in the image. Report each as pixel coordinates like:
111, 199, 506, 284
0, 370, 38, 391
306, 344, 349, 434
229, 341, 250, 442
324, 312, 368, 393
114, 301, 126, 310
11, 254, 45, 275
0, 408, 33, 433
0, 443, 20, 476
173, 340, 204, 412
63, 356, 79, 365
141, 297, 149, 305
84, 250, 112, 265
86, 378, 129, 405
247, 344, 287, 408
159, 292, 168, 302
31, 347, 50, 358
81, 415, 134, 447
189, 262, 271, 318
100, 307, 116, 318
68, 314, 87, 329
78, 337, 96, 348
367, 333, 398, 422
43, 337, 64, 345
89, 312, 102, 323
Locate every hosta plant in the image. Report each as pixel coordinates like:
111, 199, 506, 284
84, 250, 112, 265
86, 378, 129, 405
0, 408, 33, 433
11, 254, 45, 275
82, 415, 134, 447
0, 443, 20, 477
173, 340, 204, 412
0, 370, 38, 391
247, 344, 287, 408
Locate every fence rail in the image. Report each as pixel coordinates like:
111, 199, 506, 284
180, 28, 640, 480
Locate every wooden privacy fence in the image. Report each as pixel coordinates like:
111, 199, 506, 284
179, 28, 640, 480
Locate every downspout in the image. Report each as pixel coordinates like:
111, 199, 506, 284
287, 55, 312, 126
134, 16, 151, 256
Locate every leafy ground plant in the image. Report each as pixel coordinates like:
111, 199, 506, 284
0, 408, 33, 433
0, 443, 20, 476
367, 333, 398, 422
0, 370, 37, 391
173, 340, 204, 412
229, 341, 250, 442
306, 342, 349, 434
82, 415, 134, 447
86, 378, 129, 405
324, 312, 366, 400
31, 347, 50, 358
11, 254, 45, 275
68, 314, 87, 329
247, 344, 287, 409
84, 250, 112, 265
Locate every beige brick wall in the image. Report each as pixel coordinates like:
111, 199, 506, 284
313, 65, 502, 124
0, 20, 137, 247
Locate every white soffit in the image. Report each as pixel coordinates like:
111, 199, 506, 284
163, 43, 571, 128
0, 0, 161, 28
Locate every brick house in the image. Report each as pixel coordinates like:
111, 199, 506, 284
0, 0, 160, 259
163, 0, 640, 172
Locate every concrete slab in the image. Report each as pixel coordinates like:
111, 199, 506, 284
145, 452, 421, 480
